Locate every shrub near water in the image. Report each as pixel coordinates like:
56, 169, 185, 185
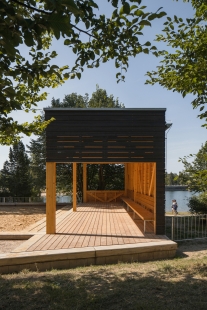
188, 192, 207, 214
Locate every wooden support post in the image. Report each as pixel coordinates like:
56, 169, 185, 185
154, 163, 157, 234
73, 162, 77, 211
144, 163, 147, 195
46, 162, 56, 234
133, 163, 137, 202
83, 163, 87, 203
124, 163, 128, 197
138, 166, 142, 194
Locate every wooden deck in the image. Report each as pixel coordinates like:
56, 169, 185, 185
17, 203, 165, 252
0, 203, 177, 274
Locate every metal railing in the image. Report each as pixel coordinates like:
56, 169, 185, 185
165, 214, 207, 241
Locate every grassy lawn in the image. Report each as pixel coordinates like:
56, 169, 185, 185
0, 240, 207, 309
165, 211, 191, 215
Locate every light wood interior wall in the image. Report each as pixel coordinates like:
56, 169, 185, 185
86, 190, 124, 203
125, 162, 156, 215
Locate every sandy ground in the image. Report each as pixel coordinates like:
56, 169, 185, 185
0, 206, 46, 232
0, 206, 207, 258
0, 206, 46, 253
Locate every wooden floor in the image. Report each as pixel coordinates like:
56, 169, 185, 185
14, 203, 168, 253
0, 203, 177, 274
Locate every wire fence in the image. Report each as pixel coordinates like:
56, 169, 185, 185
0, 197, 45, 203
0, 196, 72, 203
165, 215, 207, 241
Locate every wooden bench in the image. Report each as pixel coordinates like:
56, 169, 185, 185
122, 197, 154, 233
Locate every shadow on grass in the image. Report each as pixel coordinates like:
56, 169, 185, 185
0, 261, 207, 310
176, 239, 207, 258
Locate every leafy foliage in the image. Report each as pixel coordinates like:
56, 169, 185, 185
87, 164, 124, 190
0, 141, 32, 196
88, 85, 124, 108
0, 0, 166, 145
51, 94, 89, 108
187, 192, 207, 214
146, 0, 207, 126
178, 141, 207, 192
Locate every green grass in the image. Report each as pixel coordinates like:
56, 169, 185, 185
0, 241, 207, 309
165, 211, 191, 215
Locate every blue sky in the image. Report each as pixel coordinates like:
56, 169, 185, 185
1, 0, 206, 173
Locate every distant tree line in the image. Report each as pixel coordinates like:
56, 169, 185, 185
165, 172, 183, 186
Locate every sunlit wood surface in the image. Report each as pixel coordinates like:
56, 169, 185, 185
22, 203, 167, 252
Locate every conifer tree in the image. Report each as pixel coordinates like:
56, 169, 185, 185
27, 131, 46, 196
0, 141, 32, 197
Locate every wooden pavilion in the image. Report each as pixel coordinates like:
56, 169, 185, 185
44, 108, 167, 235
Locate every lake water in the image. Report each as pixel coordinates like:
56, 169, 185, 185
165, 190, 198, 212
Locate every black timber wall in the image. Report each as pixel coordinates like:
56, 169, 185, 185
45, 108, 166, 234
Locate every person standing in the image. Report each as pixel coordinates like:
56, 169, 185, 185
171, 199, 178, 215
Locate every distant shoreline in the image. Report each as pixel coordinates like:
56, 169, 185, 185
165, 185, 188, 191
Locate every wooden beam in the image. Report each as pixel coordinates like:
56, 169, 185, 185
133, 163, 137, 202
138, 165, 142, 194
83, 163, 87, 202
46, 162, 56, 234
124, 163, 128, 197
73, 162, 77, 211
144, 163, 147, 195
148, 163, 155, 197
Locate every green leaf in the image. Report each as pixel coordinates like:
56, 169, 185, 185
64, 39, 71, 45
80, 58, 85, 66
76, 72, 81, 79
24, 31, 34, 47
120, 3, 130, 15
134, 9, 143, 17
143, 48, 149, 54
157, 11, 167, 18
139, 20, 151, 27
130, 5, 138, 11
61, 0, 82, 15
148, 14, 157, 21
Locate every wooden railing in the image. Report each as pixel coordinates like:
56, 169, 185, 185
86, 190, 125, 203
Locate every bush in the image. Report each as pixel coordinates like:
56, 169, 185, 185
188, 192, 207, 214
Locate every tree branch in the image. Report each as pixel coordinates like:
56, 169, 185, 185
10, 0, 54, 14
10, 0, 97, 38
70, 23, 96, 38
